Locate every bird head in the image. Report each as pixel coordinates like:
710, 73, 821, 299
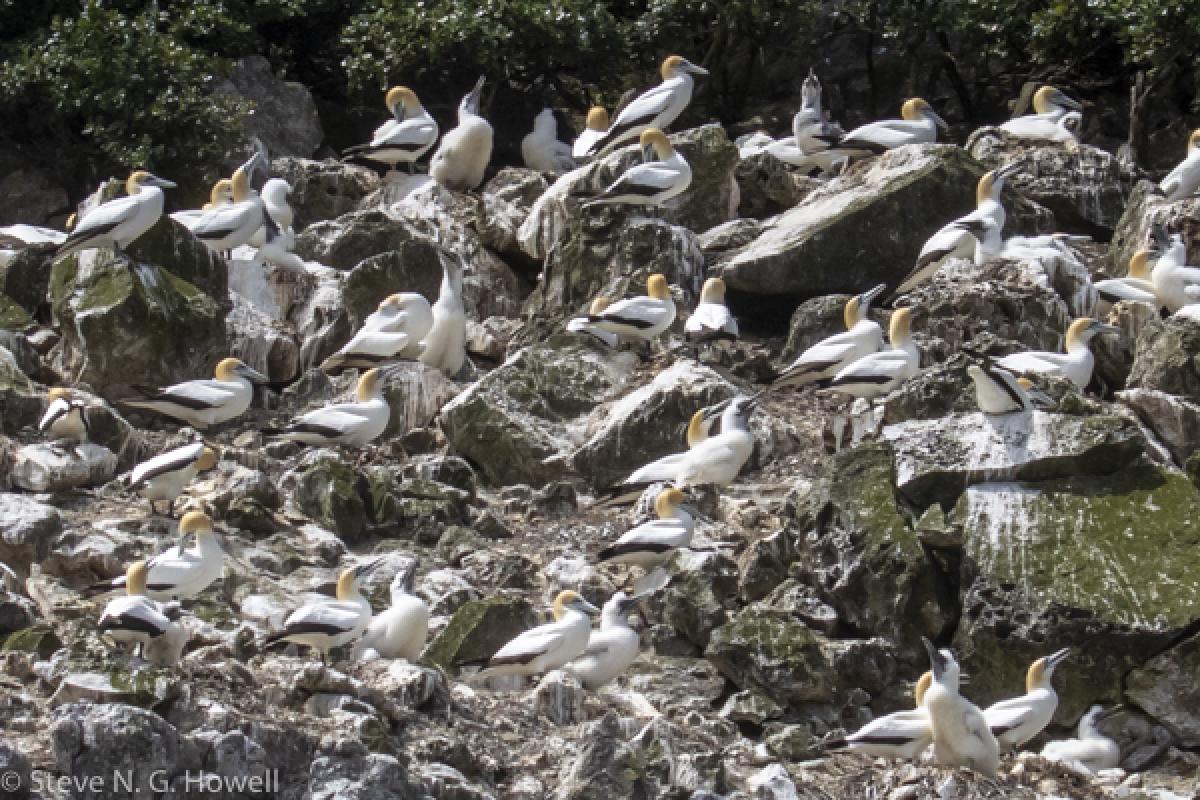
845, 283, 886, 329
901, 98, 948, 131
386, 86, 418, 118
1129, 249, 1155, 280
356, 368, 384, 402
889, 307, 914, 344
210, 178, 235, 206
645, 273, 671, 301
179, 510, 213, 537
639, 127, 671, 162
921, 636, 961, 687
661, 55, 708, 79
699, 277, 726, 304
229, 166, 252, 202
126, 171, 176, 195
196, 446, 219, 472
215, 357, 269, 384
125, 560, 150, 596
654, 486, 687, 519
552, 590, 600, 619
1027, 647, 1071, 691
586, 106, 609, 132
461, 75, 486, 116
1033, 85, 1082, 113
1066, 317, 1120, 350
977, 161, 1021, 205
46, 387, 74, 402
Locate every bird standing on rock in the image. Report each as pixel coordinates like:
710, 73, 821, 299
984, 647, 1071, 750
684, 277, 738, 345
431, 76, 493, 191
264, 560, 381, 664
274, 368, 391, 447
57, 171, 175, 259
583, 128, 691, 209
122, 358, 269, 429
828, 672, 934, 761
464, 590, 599, 685
577, 273, 676, 346
774, 284, 886, 389
39, 387, 88, 450
585, 55, 707, 156
126, 441, 219, 517
98, 560, 179, 659
343, 86, 439, 175
921, 637, 1000, 776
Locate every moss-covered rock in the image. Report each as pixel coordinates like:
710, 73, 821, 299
649, 550, 740, 649
0, 292, 31, 330
365, 469, 470, 542
294, 457, 369, 543
294, 209, 417, 272
705, 609, 833, 706
2, 623, 62, 658
424, 595, 538, 671
0, 348, 41, 434
126, 217, 228, 299
343, 244, 444, 320
0, 243, 54, 318
1127, 314, 1200, 403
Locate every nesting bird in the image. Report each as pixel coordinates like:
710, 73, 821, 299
321, 292, 434, 372
572, 106, 610, 160
1158, 129, 1200, 201
565, 591, 643, 690
1040, 705, 1121, 774
188, 165, 268, 253
827, 307, 919, 399
1095, 248, 1159, 315
837, 98, 948, 154
57, 171, 175, 259
829, 672, 933, 761
996, 317, 1119, 390
999, 86, 1083, 141
431, 76, 493, 191
170, 178, 234, 228
684, 277, 738, 344
39, 387, 88, 448
576, 274, 676, 345
343, 86, 439, 174
773, 284, 886, 388
418, 257, 468, 375
355, 558, 429, 662
584, 128, 691, 208
126, 441, 219, 517
264, 560, 380, 663
983, 647, 1071, 750
967, 361, 1039, 414
620, 396, 757, 489
566, 297, 620, 348
90, 511, 224, 602
123, 357, 268, 429
466, 590, 599, 684
921, 637, 1000, 776
274, 368, 390, 446
97, 560, 178, 658
597, 487, 695, 569
1149, 226, 1200, 312
585, 55, 707, 156
521, 108, 575, 174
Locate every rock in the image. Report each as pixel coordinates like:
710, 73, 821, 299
11, 442, 117, 491
271, 157, 381, 229
1126, 633, 1200, 747
364, 471, 470, 540
555, 712, 644, 800
308, 752, 422, 800
1127, 313, 1200, 403
697, 218, 763, 257
0, 742, 32, 799
126, 216, 228, 300
651, 550, 740, 649
378, 362, 459, 437
294, 457, 369, 543
0, 494, 61, 573
226, 293, 300, 384
0, 153, 68, 226
478, 168, 548, 266
0, 294, 31, 331
214, 55, 323, 158
0, 243, 54, 316
735, 152, 819, 219
0, 587, 36, 635
1118, 388, 1200, 465
749, 763, 800, 800
1108, 180, 1200, 276
424, 595, 538, 671
0, 331, 41, 377
296, 209, 427, 272
778, 293, 854, 364
0, 348, 42, 435
756, 580, 840, 635
2, 623, 61, 658
706, 608, 836, 707
51, 703, 182, 799
533, 670, 586, 725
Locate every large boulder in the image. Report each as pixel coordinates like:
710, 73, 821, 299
271, 157, 381, 230
11, 443, 118, 492
734, 152, 819, 219
214, 55, 323, 159
1126, 313, 1200, 403
1125, 632, 1200, 747
0, 494, 61, 574
294, 457, 369, 543
0, 243, 55, 318
1118, 388, 1200, 465
51, 703, 182, 800
423, 595, 538, 671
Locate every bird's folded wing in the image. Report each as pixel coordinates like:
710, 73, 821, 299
131, 443, 204, 484
489, 627, 563, 664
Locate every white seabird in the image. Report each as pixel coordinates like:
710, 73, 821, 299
984, 647, 1071, 750
321, 292, 434, 371
57, 171, 176, 259
773, 284, 887, 388
98, 560, 176, 657
248, 177, 295, 248
264, 560, 381, 663
1149, 225, 1200, 312
565, 591, 644, 690
418, 256, 467, 375
829, 672, 933, 760
275, 368, 390, 446
127, 441, 219, 517
122, 357, 269, 429
355, 558, 429, 662
577, 273, 677, 344
585, 55, 708, 156
836, 98, 948, 155
573, 106, 610, 160
343, 86, 439, 174
467, 590, 599, 684
566, 297, 620, 348
430, 76, 493, 191
597, 487, 695, 568
967, 361, 1037, 415
39, 387, 88, 446
170, 178, 234, 229
996, 317, 1119, 390
621, 395, 757, 488
91, 511, 224, 602
766, 69, 847, 175
1040, 705, 1121, 774
999, 86, 1083, 141
584, 128, 691, 208
188, 165, 267, 253
522, 108, 575, 174
827, 307, 920, 399
1159, 129, 1200, 201
922, 637, 1000, 776
1095, 248, 1159, 315
684, 277, 739, 344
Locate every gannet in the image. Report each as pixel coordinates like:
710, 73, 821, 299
836, 98, 948, 154
275, 368, 390, 446
188, 165, 267, 252
355, 558, 429, 662
1095, 249, 1159, 315
127, 441, 218, 517
999, 86, 1083, 141
577, 273, 676, 344
169, 178, 234, 229
466, 590, 599, 683
123, 357, 269, 429
1040, 705, 1120, 774
685, 403, 724, 447
829, 672, 933, 760
248, 178, 295, 248
585, 55, 708, 156
566, 297, 620, 348
418, 257, 467, 375
984, 647, 1071, 750
967, 362, 1037, 414
91, 511, 224, 601
321, 292, 434, 371
1149, 226, 1200, 312
773, 284, 887, 388
57, 171, 175, 259
684, 277, 739, 344
827, 307, 919, 399
522, 108, 576, 174
996, 318, 1119, 389
264, 560, 381, 663
573, 106, 610, 160
39, 387, 88, 446
430, 76, 493, 191
343, 86, 439, 174
922, 637, 1000, 776
620, 395, 756, 488
1159, 129, 1200, 201
98, 560, 175, 658
1047, 111, 1083, 144
564, 591, 643, 690
597, 487, 695, 568
793, 68, 844, 152
583, 128, 691, 208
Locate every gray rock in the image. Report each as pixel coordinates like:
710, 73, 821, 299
215, 55, 323, 158
308, 752, 422, 800
379, 362, 459, 437
1118, 388, 1200, 465
226, 293, 300, 384
0, 494, 61, 572
735, 152, 820, 219
51, 703, 181, 800
0, 347, 42, 435
697, 218, 763, 257
0, 331, 41, 378
533, 670, 586, 725
555, 712, 645, 800
294, 457, 368, 543
272, 157, 381, 230
424, 595, 537, 671
478, 168, 548, 264
1127, 313, 1200, 403
0, 244, 54, 316
0, 742, 32, 799
650, 550, 740, 649
1126, 632, 1200, 747
11, 442, 117, 492
749, 763, 799, 800
0, 154, 68, 226
0, 586, 36, 635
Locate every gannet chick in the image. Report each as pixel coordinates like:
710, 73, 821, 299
91, 511, 224, 602
684, 277, 739, 344
573, 106, 610, 160
1149, 226, 1200, 312
984, 647, 1071, 750
597, 487, 695, 568
967, 361, 1036, 414
275, 368, 390, 446
922, 637, 1000, 776
170, 178, 234, 228
126, 441, 218, 517
418, 257, 467, 375
522, 108, 575, 174
355, 558, 429, 662
773, 284, 886, 388
584, 128, 691, 208
321, 292, 434, 371
999, 86, 1083, 141
467, 590, 599, 684
1040, 705, 1120, 774
57, 171, 176, 259
39, 387, 88, 447
248, 178, 295, 248
585, 55, 708, 156
565, 591, 642, 690
578, 273, 676, 344
342, 86, 438, 174
98, 560, 176, 658
1159, 129, 1200, 201
264, 560, 381, 663
1095, 249, 1159, 315
792, 68, 844, 154
836, 98, 948, 154
188, 165, 267, 252
828, 672, 933, 760
430, 76, 493, 191
827, 307, 919, 399
621, 395, 756, 488
123, 357, 269, 429
566, 297, 620, 348
996, 317, 1119, 390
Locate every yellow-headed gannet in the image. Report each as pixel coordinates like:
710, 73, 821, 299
1047, 111, 1083, 144
127, 441, 218, 517
275, 368, 390, 446
773, 284, 887, 388
597, 487, 695, 568
967, 361, 1039, 414
57, 171, 175, 259
827, 307, 919, 399
621, 396, 756, 488
1095, 248, 1159, 315
343, 86, 439, 174
431, 76, 493, 191
685, 406, 718, 448
264, 560, 381, 663
585, 55, 708, 156
91, 511, 224, 601
577, 273, 676, 344
321, 292, 434, 371
922, 637, 1000, 776
999, 86, 1083, 141
565, 590, 644, 690
984, 647, 1070, 750
355, 558, 429, 662
170, 178, 235, 230
837, 98, 948, 154
39, 387, 88, 446
573, 106, 610, 160
566, 297, 620, 348
188, 165, 267, 252
123, 357, 269, 429
1149, 225, 1200, 312
1039, 705, 1120, 774
466, 590, 599, 683
418, 256, 467, 375
1159, 129, 1200, 201
584, 128, 691, 208
996, 317, 1119, 389
829, 672, 933, 760
98, 560, 176, 657
684, 277, 739, 344
522, 108, 576, 174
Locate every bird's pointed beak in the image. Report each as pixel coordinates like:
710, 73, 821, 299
579, 598, 601, 616
150, 176, 177, 189
684, 61, 709, 76
1058, 93, 1083, 111
922, 637, 946, 680
238, 364, 270, 384
862, 283, 887, 304
355, 557, 385, 579
1046, 647, 1071, 669
930, 111, 950, 132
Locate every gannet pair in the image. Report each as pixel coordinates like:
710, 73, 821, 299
620, 395, 756, 489
566, 297, 620, 348
123, 357, 269, 428
355, 558, 429, 662
127, 441, 218, 516
57, 171, 176, 259
1094, 249, 1159, 314
1149, 225, 1200, 312
597, 487, 695, 568
837, 98, 948, 155
826, 307, 919, 399
39, 387, 89, 448
565, 589, 651, 690
98, 560, 183, 658
584, 129, 691, 208
773, 284, 886, 388
575, 273, 676, 345
264, 560, 381, 663
275, 368, 390, 446
572, 107, 609, 160
984, 647, 1070, 750
922, 638, 1000, 776
830, 672, 933, 760
431, 76, 493, 191
467, 590, 599, 684
321, 292, 434, 371
1159, 129, 1200, 201
585, 56, 708, 156
188, 165, 268, 253
521, 109, 576, 174
999, 86, 1082, 141
996, 317, 1119, 389
1040, 705, 1121, 774
90, 511, 224, 601
343, 86, 439, 174
418, 256, 468, 375
684, 277, 739, 344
